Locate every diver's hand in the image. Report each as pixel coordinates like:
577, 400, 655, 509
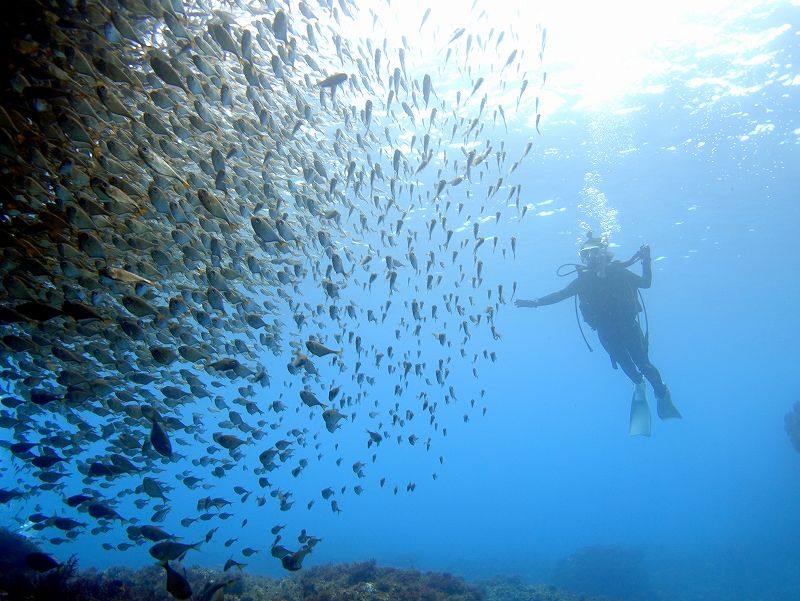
515, 299, 539, 308
638, 244, 651, 262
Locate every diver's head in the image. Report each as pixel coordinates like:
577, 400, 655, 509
579, 232, 612, 271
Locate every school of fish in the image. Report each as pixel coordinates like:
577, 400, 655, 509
0, 0, 547, 592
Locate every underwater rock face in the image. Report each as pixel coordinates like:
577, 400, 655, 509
784, 402, 800, 454
552, 545, 653, 601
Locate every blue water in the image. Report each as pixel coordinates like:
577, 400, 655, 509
3, 1, 800, 600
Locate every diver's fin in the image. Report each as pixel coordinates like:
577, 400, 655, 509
656, 386, 682, 420
629, 381, 651, 437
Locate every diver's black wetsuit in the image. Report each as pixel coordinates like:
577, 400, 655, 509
535, 260, 667, 396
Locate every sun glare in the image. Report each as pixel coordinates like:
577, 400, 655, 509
345, 0, 787, 114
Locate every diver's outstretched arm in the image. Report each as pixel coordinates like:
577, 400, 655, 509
515, 279, 578, 308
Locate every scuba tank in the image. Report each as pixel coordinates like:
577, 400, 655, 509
556, 231, 650, 352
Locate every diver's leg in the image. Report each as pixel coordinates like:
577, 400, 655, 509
596, 327, 642, 385
622, 322, 666, 396
598, 326, 651, 436
627, 322, 681, 419
622, 321, 680, 418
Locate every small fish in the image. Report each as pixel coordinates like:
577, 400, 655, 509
300, 390, 326, 408
423, 74, 432, 107
102, 267, 154, 286
469, 77, 484, 98
149, 55, 186, 91
305, 340, 342, 357
420, 8, 432, 28
213, 432, 248, 450
26, 552, 60, 572
87, 502, 123, 521
322, 409, 345, 433
195, 576, 238, 601
13, 301, 62, 321
162, 560, 192, 600
138, 146, 188, 187
502, 49, 518, 72
150, 540, 202, 562
53, 517, 85, 531
318, 73, 348, 88
223, 558, 246, 571
280, 547, 310, 571
208, 358, 241, 372
448, 28, 466, 44
122, 295, 159, 318
65, 494, 92, 507
31, 453, 65, 469
140, 525, 174, 542
273, 9, 288, 42
95, 83, 132, 118
150, 417, 173, 458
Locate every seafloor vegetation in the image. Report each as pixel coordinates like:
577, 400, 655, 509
0, 527, 608, 601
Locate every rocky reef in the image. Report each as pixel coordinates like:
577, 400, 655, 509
0, 528, 604, 601
262, 560, 485, 601
480, 575, 603, 601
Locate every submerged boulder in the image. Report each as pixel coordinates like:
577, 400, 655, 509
552, 545, 653, 601
785, 402, 800, 453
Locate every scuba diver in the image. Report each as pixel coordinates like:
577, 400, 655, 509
515, 232, 681, 436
